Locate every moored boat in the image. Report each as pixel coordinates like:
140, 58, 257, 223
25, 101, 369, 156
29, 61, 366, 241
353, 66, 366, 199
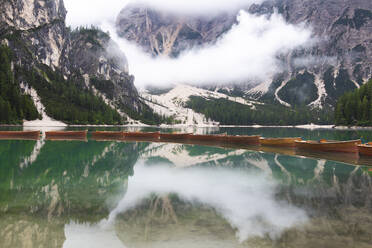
92, 131, 124, 139
358, 143, 372, 156
124, 131, 160, 139
295, 139, 361, 153
45, 130, 87, 139
159, 133, 191, 141
226, 135, 261, 145
0, 131, 40, 140
188, 133, 228, 142
260, 137, 302, 147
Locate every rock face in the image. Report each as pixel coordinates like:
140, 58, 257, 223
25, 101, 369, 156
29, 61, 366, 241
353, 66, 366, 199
116, 0, 372, 108
68, 28, 141, 112
247, 0, 372, 106
116, 3, 236, 57
0, 0, 143, 119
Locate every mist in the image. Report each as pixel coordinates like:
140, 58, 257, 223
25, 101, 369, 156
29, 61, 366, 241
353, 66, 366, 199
103, 10, 313, 88
103, 163, 308, 242
64, 0, 263, 27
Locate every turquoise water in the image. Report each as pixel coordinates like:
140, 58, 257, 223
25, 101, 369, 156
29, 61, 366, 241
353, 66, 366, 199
0, 127, 372, 247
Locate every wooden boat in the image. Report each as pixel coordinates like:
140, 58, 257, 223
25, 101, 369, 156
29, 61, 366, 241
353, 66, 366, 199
188, 133, 228, 142
92, 131, 124, 139
45, 130, 87, 139
260, 137, 302, 147
159, 133, 191, 141
358, 142, 372, 156
295, 139, 361, 153
124, 132, 160, 139
226, 135, 261, 145
0, 131, 40, 140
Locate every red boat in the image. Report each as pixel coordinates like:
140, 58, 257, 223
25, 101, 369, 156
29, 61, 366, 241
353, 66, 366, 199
358, 142, 372, 156
124, 132, 160, 139
46, 130, 87, 139
159, 133, 191, 141
92, 131, 124, 139
226, 135, 261, 145
295, 139, 361, 153
0, 131, 40, 140
188, 133, 228, 142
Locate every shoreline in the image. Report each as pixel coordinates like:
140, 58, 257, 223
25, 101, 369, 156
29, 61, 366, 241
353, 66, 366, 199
1, 124, 372, 130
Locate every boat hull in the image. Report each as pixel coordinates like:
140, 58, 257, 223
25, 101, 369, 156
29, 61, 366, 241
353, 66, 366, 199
46, 131, 87, 139
358, 144, 372, 156
92, 131, 124, 139
188, 134, 227, 142
159, 133, 191, 141
0, 131, 40, 140
124, 132, 160, 139
227, 135, 261, 145
295, 140, 361, 153
260, 137, 302, 147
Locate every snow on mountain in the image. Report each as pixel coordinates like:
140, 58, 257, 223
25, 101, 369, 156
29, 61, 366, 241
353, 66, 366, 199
141, 84, 263, 126
308, 75, 327, 109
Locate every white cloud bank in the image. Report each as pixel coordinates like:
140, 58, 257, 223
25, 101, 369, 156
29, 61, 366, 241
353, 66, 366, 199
103, 11, 313, 87
64, 0, 129, 27
65, 0, 315, 88
64, 0, 263, 27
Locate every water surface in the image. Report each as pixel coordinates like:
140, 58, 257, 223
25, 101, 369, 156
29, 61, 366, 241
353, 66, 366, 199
0, 127, 372, 247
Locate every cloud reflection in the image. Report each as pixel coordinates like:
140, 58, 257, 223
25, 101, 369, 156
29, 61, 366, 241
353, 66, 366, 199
105, 163, 308, 241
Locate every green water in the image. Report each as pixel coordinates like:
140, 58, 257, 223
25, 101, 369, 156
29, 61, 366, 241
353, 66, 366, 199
0, 127, 372, 248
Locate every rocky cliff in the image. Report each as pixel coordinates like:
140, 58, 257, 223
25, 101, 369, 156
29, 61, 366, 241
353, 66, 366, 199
116, 3, 236, 57
0, 0, 144, 124
116, 0, 372, 109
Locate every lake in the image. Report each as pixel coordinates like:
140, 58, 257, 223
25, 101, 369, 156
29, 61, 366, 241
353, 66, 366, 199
0, 127, 372, 248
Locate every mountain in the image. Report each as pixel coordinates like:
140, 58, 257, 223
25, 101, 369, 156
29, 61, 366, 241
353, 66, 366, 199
0, 0, 153, 125
116, 0, 372, 122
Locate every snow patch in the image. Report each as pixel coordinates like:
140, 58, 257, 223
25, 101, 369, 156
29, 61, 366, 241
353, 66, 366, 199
21, 83, 67, 127
308, 75, 327, 109
246, 80, 271, 99
274, 80, 291, 107
142, 84, 262, 126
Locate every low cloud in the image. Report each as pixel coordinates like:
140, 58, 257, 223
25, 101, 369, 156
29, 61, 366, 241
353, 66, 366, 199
64, 0, 264, 27
103, 10, 313, 88
64, 0, 129, 28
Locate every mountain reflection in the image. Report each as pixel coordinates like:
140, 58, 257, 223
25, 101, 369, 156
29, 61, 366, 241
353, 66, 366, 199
0, 140, 371, 247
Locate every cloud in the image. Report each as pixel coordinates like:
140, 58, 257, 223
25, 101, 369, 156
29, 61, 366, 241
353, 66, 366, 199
64, 0, 264, 27
103, 10, 313, 88
133, 0, 264, 16
64, 0, 130, 28
102, 163, 308, 242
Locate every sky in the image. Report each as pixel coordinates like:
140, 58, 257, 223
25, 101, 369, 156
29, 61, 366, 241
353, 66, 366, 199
64, 0, 316, 88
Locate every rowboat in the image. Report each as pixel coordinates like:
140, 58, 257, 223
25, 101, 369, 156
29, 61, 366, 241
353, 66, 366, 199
159, 133, 191, 141
295, 139, 361, 153
92, 131, 124, 139
0, 131, 40, 140
188, 133, 228, 142
45, 130, 87, 139
260, 137, 302, 147
358, 143, 372, 156
124, 132, 160, 139
226, 135, 261, 145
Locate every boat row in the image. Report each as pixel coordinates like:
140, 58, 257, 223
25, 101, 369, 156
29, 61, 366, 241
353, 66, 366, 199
0, 131, 371, 156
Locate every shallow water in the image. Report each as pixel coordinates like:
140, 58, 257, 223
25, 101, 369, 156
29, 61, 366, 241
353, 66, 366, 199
0, 127, 372, 247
